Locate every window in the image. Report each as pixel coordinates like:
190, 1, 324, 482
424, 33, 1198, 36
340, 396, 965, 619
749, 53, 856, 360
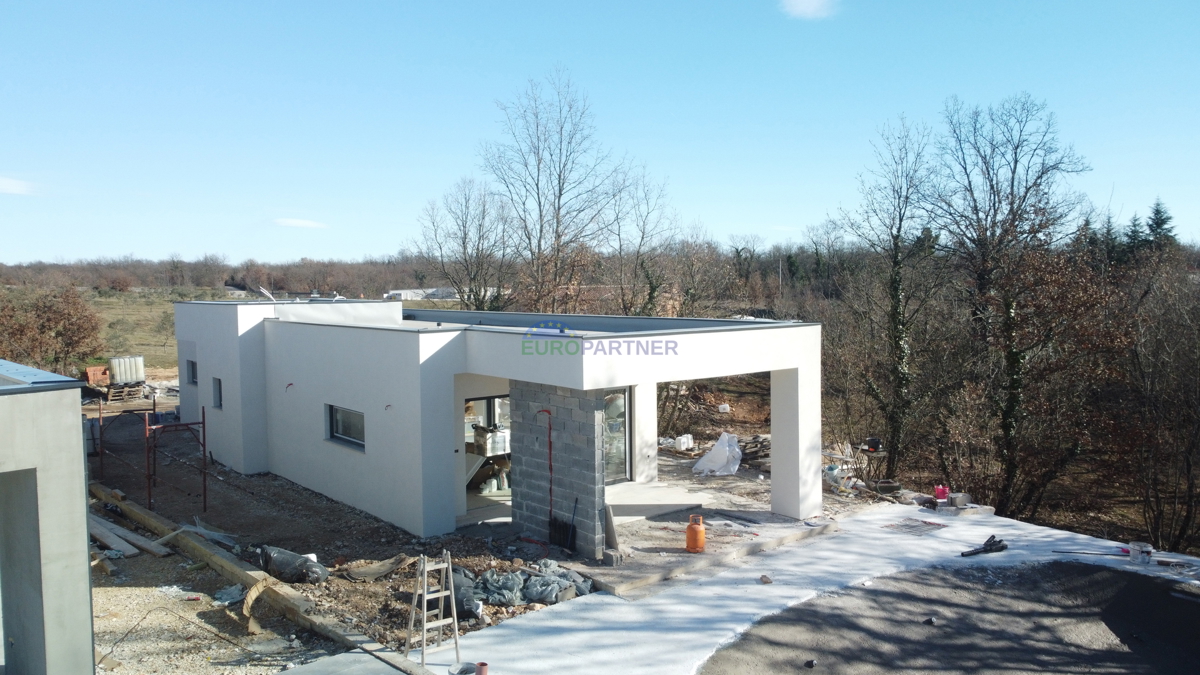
212, 377, 223, 409
464, 395, 510, 456
328, 405, 365, 448
187, 360, 198, 384
602, 388, 630, 484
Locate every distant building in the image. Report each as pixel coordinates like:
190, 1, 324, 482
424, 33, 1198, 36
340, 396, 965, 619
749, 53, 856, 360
382, 288, 460, 301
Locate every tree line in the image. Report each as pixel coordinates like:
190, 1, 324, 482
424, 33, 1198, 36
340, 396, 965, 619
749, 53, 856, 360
2, 77, 1195, 552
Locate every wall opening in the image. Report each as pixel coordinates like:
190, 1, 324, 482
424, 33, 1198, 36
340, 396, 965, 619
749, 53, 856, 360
0, 468, 46, 675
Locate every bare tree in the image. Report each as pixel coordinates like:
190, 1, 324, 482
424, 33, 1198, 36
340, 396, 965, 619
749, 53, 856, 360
841, 118, 939, 477
929, 93, 1089, 323
190, 253, 229, 289
418, 178, 517, 311
600, 166, 677, 315
929, 94, 1092, 515
482, 70, 622, 312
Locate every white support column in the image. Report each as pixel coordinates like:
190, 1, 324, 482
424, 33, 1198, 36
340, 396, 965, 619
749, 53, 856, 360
631, 382, 659, 482
770, 363, 823, 520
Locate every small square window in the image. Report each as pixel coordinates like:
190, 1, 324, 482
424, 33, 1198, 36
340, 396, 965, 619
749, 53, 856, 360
187, 360, 198, 385
328, 405, 365, 448
212, 377, 223, 409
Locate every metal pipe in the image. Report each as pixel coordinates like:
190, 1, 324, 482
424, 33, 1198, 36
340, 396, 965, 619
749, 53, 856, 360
201, 406, 207, 512
143, 412, 152, 509
97, 399, 104, 479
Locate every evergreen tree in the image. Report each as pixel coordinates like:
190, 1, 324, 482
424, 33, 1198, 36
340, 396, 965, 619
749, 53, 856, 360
1146, 198, 1176, 249
1124, 214, 1150, 258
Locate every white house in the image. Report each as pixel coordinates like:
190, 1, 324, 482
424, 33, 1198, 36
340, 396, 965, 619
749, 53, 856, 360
0, 360, 94, 674
175, 301, 822, 559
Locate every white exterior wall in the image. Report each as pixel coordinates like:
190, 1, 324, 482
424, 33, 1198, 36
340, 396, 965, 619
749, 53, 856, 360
0, 387, 94, 675
631, 382, 659, 483
264, 321, 434, 535
452, 373, 511, 515
417, 331, 467, 535
174, 303, 275, 473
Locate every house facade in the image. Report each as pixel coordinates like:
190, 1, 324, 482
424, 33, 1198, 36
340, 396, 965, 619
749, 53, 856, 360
175, 301, 823, 559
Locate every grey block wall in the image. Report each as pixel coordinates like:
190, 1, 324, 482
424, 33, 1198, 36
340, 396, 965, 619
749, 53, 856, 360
509, 380, 607, 560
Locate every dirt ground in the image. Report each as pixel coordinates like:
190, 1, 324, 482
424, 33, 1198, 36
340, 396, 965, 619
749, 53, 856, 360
86, 394, 579, 673
83, 370, 885, 672
700, 561, 1200, 675
92, 554, 344, 673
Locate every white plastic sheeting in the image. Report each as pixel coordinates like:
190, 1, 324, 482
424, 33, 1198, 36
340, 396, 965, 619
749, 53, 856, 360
692, 432, 742, 476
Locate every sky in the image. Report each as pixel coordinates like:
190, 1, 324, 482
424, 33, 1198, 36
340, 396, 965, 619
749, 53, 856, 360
1, 1, 1198, 264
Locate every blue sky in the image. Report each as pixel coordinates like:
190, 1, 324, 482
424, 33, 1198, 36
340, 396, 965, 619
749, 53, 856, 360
1, 1, 1197, 264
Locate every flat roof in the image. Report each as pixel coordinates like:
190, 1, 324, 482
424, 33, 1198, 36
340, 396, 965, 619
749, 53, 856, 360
177, 300, 812, 335
0, 360, 85, 397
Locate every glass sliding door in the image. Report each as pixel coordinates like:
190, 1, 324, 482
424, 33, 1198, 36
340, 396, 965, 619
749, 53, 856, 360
464, 395, 510, 456
602, 388, 630, 484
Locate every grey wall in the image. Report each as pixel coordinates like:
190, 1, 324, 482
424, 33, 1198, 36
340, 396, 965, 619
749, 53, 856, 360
0, 387, 94, 674
508, 380, 606, 560
0, 469, 45, 675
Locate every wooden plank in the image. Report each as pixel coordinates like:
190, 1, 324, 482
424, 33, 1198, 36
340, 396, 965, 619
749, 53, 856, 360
89, 545, 118, 576
88, 481, 437, 675
88, 519, 140, 558
88, 514, 173, 557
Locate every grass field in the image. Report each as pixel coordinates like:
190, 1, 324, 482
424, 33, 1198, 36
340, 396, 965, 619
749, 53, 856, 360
85, 290, 458, 370
86, 288, 231, 369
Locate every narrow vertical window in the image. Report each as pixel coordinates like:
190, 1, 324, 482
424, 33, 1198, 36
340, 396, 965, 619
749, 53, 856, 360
212, 377, 223, 409
187, 360, 198, 384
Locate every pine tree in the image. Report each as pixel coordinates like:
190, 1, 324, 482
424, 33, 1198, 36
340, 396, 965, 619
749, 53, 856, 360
1146, 198, 1176, 249
1124, 214, 1150, 258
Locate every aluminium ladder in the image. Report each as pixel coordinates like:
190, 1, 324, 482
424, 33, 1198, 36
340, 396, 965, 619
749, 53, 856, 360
404, 550, 461, 666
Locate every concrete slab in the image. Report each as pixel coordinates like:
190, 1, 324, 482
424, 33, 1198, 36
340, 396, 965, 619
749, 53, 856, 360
288, 651, 392, 674
604, 481, 716, 525
294, 503, 1200, 675
564, 507, 837, 596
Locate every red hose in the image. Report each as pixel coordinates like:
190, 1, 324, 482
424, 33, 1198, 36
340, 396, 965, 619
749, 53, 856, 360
520, 537, 550, 560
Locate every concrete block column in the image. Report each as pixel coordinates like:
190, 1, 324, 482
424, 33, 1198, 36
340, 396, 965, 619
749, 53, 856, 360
509, 380, 607, 559
770, 366, 823, 520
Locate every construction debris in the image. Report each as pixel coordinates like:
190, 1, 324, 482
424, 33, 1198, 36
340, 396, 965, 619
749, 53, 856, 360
88, 517, 141, 558
251, 545, 330, 584
88, 514, 173, 557
343, 552, 418, 582
693, 432, 743, 477
961, 535, 1008, 557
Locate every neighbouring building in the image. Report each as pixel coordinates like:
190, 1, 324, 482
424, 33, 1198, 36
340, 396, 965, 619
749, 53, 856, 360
175, 301, 823, 559
0, 360, 94, 675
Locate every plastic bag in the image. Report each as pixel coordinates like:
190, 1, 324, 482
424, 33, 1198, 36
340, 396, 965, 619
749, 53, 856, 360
252, 545, 329, 584
535, 558, 593, 597
692, 432, 742, 476
476, 568, 525, 606
523, 575, 572, 604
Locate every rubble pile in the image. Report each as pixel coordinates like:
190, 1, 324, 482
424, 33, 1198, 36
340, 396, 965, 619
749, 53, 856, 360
741, 435, 771, 474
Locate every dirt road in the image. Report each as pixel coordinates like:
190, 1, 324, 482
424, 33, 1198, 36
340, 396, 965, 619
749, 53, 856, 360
700, 561, 1200, 675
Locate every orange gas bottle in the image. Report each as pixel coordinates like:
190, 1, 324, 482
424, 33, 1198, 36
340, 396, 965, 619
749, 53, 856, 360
686, 514, 706, 553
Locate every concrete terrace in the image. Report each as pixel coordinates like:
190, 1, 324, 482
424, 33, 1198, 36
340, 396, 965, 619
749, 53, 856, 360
289, 503, 1200, 675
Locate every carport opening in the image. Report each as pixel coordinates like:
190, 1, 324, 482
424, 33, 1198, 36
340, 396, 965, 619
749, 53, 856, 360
657, 373, 771, 446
